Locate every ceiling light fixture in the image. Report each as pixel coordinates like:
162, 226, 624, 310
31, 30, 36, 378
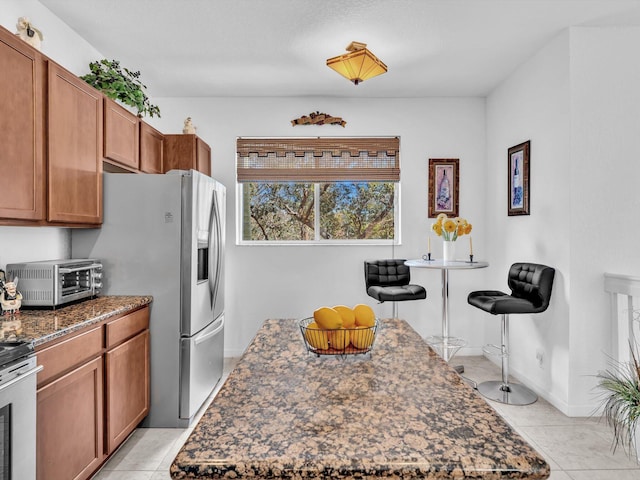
326, 41, 387, 85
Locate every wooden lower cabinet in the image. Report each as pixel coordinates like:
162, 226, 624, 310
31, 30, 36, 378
37, 357, 104, 480
36, 306, 150, 480
105, 329, 150, 454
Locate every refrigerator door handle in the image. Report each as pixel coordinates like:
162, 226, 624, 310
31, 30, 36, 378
207, 193, 217, 308
194, 317, 225, 346
209, 192, 222, 309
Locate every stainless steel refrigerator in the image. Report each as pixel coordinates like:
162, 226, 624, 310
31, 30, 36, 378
72, 169, 225, 428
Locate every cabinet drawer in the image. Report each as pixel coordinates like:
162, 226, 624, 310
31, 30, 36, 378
106, 307, 150, 349
36, 326, 103, 387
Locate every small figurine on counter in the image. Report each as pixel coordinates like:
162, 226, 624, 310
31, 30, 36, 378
15, 16, 44, 50
0, 277, 22, 316
182, 117, 197, 134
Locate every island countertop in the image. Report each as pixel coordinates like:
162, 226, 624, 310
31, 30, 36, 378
0, 295, 152, 346
171, 318, 549, 479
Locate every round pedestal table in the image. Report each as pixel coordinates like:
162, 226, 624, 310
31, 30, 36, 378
405, 258, 489, 371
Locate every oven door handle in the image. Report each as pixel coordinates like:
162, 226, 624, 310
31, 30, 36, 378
0, 365, 43, 392
58, 264, 102, 274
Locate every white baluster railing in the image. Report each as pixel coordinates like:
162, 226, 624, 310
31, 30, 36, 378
604, 273, 640, 364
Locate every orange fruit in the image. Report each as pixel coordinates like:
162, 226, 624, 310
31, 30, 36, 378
328, 328, 350, 350
313, 307, 343, 330
304, 321, 329, 350
351, 326, 375, 349
333, 305, 356, 328
353, 304, 376, 327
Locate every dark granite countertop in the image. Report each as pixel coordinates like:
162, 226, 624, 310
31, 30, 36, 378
171, 318, 549, 479
0, 296, 152, 347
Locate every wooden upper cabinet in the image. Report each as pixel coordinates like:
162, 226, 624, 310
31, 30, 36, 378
48, 62, 103, 225
196, 137, 212, 176
0, 27, 46, 221
139, 121, 164, 174
104, 98, 140, 170
164, 134, 212, 176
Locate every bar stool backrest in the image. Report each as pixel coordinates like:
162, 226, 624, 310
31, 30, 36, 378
507, 262, 555, 312
364, 259, 411, 288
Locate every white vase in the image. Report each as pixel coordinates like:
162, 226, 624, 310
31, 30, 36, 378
443, 240, 456, 262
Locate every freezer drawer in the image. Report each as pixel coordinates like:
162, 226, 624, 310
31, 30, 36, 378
179, 315, 224, 421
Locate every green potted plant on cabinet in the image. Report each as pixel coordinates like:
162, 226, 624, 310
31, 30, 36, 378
80, 59, 161, 118
595, 339, 640, 462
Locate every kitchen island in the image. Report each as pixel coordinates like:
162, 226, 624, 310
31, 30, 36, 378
171, 318, 549, 479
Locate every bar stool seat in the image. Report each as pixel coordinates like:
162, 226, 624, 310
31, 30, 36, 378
468, 262, 555, 405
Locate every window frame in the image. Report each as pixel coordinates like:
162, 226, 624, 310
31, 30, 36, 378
236, 181, 401, 246
235, 136, 402, 246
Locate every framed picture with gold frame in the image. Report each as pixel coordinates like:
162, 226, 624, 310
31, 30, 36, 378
507, 141, 530, 216
428, 158, 459, 218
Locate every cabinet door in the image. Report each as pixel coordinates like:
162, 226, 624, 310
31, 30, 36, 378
164, 134, 212, 176
140, 121, 164, 174
0, 28, 45, 221
104, 98, 140, 170
105, 329, 150, 454
163, 134, 194, 172
48, 62, 103, 224
196, 137, 211, 176
37, 356, 104, 480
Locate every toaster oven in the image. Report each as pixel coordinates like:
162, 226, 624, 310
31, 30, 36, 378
5, 259, 103, 307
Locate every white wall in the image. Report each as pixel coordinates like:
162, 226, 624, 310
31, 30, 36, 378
568, 26, 640, 413
0, 0, 103, 75
486, 26, 640, 415
486, 31, 572, 411
152, 97, 488, 357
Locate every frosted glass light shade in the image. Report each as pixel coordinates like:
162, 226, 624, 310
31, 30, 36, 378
326, 41, 387, 85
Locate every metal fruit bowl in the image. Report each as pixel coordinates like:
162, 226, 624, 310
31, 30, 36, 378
299, 317, 378, 356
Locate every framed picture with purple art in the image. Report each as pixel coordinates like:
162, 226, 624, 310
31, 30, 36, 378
507, 141, 530, 216
428, 158, 459, 218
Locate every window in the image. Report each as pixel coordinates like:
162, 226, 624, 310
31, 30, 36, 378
237, 137, 400, 244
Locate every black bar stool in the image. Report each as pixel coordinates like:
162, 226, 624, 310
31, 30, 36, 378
467, 262, 555, 405
364, 259, 426, 318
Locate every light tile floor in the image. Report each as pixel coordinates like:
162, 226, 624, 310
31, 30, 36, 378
93, 356, 640, 480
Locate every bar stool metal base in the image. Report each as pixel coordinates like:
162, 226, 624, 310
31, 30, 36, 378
477, 380, 538, 405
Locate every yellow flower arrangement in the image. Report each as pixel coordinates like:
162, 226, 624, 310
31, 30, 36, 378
431, 213, 472, 241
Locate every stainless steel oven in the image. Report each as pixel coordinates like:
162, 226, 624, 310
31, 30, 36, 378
0, 343, 41, 480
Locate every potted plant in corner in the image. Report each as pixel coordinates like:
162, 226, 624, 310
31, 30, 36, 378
80, 59, 160, 118
595, 339, 640, 462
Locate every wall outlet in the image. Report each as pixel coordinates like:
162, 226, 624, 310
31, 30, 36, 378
535, 349, 544, 368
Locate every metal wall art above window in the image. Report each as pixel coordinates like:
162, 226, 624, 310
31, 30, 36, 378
291, 112, 346, 127
236, 137, 400, 183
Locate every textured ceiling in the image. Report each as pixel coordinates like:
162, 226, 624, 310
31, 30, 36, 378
39, 0, 640, 98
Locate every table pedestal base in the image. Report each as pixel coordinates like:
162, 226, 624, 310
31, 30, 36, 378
477, 380, 538, 405
425, 335, 466, 362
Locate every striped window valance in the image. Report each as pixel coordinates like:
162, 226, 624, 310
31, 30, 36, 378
236, 137, 400, 183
